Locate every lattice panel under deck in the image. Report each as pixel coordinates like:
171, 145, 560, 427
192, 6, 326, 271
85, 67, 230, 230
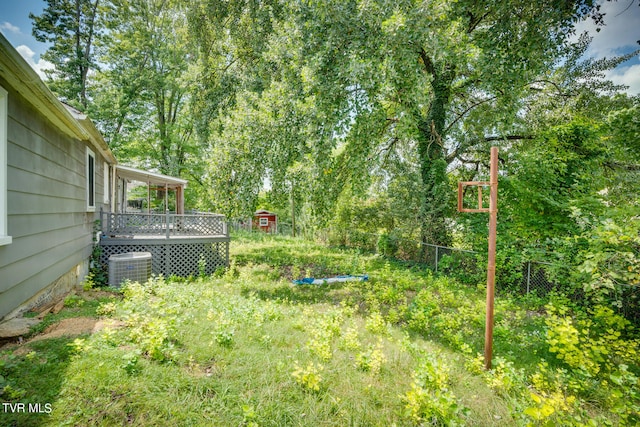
99, 240, 229, 279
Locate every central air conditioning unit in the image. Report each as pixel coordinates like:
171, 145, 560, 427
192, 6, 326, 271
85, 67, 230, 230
108, 252, 152, 287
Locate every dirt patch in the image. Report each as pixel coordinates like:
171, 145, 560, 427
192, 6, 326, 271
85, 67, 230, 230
28, 317, 125, 343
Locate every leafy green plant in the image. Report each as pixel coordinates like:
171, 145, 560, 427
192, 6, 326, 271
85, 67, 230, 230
292, 361, 324, 392
96, 301, 117, 316
339, 326, 361, 351
198, 254, 207, 279
355, 341, 386, 374
365, 311, 390, 336
401, 354, 468, 425
87, 243, 108, 287
242, 404, 259, 427
64, 294, 85, 308
545, 304, 639, 377
377, 232, 399, 258
121, 351, 141, 375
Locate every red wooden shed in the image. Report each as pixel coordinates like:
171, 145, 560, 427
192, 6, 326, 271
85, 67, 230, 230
253, 210, 278, 233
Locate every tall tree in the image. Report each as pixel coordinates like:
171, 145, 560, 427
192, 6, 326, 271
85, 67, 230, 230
30, 0, 102, 109
186, 0, 295, 216
292, 0, 604, 244
211, 0, 602, 243
94, 0, 197, 178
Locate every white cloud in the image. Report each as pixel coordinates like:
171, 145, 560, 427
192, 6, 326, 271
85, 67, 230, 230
0, 21, 21, 35
570, 1, 640, 95
573, 1, 640, 58
606, 63, 640, 95
16, 45, 54, 80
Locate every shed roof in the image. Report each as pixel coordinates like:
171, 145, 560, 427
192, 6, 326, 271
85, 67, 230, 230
254, 210, 277, 216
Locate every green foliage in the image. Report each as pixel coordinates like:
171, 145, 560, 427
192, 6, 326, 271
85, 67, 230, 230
64, 294, 86, 308
577, 216, 640, 293
377, 232, 399, 258
355, 340, 387, 374
119, 279, 180, 362
499, 120, 606, 243
437, 253, 483, 285
0, 357, 27, 402
86, 243, 108, 288
407, 278, 486, 351
291, 361, 324, 392
545, 303, 639, 377
540, 302, 640, 425
4, 236, 640, 425
30, 0, 101, 109
401, 353, 469, 426
120, 351, 141, 376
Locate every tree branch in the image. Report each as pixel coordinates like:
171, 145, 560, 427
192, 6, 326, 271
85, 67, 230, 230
484, 135, 534, 142
529, 79, 576, 97
444, 94, 498, 135
446, 134, 534, 164
467, 11, 491, 33
604, 161, 640, 172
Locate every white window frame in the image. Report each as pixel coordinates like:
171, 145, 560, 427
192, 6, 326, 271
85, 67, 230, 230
0, 86, 11, 246
259, 217, 269, 227
86, 147, 96, 212
103, 161, 109, 204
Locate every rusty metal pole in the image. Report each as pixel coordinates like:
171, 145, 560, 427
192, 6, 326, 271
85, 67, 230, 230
484, 147, 499, 370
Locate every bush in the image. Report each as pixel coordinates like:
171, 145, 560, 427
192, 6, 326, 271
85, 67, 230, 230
377, 232, 399, 257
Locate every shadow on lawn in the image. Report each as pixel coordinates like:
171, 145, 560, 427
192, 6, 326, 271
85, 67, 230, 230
0, 336, 79, 427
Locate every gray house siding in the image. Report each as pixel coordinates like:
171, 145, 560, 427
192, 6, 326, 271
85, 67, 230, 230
0, 78, 109, 319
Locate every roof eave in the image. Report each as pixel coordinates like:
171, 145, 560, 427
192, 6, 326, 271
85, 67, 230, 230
0, 33, 116, 163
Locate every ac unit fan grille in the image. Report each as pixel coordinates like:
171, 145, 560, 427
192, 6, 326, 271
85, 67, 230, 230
108, 252, 152, 287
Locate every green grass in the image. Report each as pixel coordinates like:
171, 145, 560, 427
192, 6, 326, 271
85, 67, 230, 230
0, 232, 637, 426
0, 290, 120, 427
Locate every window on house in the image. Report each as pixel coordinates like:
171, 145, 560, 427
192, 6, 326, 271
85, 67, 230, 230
0, 86, 11, 246
86, 147, 95, 211
259, 217, 269, 227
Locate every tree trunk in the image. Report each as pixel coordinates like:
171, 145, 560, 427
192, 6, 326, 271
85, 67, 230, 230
417, 60, 455, 251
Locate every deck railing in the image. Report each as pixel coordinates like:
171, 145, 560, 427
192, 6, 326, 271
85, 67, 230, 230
100, 210, 228, 238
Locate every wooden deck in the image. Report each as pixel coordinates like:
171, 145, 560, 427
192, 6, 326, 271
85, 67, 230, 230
98, 211, 230, 277
100, 210, 228, 238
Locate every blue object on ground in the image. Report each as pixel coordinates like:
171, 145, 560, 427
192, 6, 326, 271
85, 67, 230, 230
293, 275, 369, 285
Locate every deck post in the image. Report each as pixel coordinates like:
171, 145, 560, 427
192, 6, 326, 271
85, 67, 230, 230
176, 185, 184, 215
166, 210, 170, 239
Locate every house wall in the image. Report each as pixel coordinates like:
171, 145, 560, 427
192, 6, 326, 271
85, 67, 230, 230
0, 78, 109, 320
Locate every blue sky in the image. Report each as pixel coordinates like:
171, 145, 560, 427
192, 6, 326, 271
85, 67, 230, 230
1, 0, 639, 93
0, 0, 52, 76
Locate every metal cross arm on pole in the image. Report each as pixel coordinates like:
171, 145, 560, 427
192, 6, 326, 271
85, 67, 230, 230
457, 147, 499, 370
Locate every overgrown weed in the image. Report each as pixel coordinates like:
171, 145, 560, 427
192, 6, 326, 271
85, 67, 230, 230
0, 233, 636, 426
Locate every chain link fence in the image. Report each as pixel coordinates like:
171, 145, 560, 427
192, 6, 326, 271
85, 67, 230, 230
313, 227, 567, 297
229, 223, 634, 302
522, 261, 558, 295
